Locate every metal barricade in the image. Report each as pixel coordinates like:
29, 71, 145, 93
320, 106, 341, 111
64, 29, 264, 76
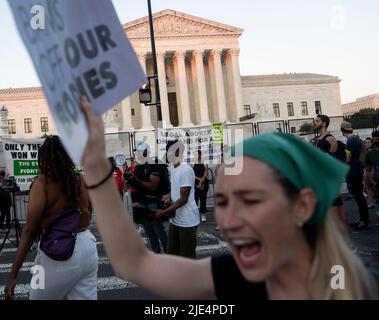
13, 191, 29, 224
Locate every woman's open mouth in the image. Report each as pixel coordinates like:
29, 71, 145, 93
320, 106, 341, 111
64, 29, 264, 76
232, 239, 262, 268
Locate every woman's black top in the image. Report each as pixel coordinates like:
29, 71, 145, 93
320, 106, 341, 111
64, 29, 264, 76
211, 254, 268, 300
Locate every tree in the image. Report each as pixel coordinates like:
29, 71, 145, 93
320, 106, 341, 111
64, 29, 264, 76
355, 108, 376, 115
299, 122, 314, 135
350, 108, 379, 129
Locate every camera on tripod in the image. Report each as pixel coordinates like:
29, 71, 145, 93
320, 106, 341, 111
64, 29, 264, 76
3, 176, 20, 193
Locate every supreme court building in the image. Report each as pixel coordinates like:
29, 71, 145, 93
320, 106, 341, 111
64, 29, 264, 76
0, 10, 343, 149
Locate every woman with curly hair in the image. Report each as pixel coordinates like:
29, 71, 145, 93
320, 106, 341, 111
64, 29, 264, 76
4, 136, 98, 300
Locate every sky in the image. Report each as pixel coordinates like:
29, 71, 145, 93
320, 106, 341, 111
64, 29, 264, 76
0, 0, 378, 104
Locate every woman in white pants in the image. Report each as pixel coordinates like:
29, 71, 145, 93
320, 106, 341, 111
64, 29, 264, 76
4, 136, 98, 300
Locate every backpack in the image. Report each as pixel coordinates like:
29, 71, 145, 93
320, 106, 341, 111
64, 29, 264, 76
314, 133, 347, 163
335, 140, 347, 163
357, 139, 368, 168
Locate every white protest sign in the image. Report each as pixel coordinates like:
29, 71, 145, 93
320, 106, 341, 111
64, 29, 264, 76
2, 138, 44, 191
157, 126, 224, 164
8, 0, 146, 164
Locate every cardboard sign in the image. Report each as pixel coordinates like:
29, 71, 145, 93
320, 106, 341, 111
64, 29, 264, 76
157, 127, 223, 164
211, 122, 224, 145
8, 0, 146, 163
2, 138, 44, 191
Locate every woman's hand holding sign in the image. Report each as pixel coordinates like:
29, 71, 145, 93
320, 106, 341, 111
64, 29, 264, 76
80, 96, 111, 187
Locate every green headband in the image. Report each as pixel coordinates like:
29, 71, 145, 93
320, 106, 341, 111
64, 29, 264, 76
230, 133, 349, 225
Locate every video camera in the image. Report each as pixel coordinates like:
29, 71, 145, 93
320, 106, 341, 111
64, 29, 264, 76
2, 177, 20, 193
123, 171, 134, 181
135, 195, 175, 223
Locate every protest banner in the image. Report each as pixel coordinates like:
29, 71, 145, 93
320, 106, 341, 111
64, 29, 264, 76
8, 0, 146, 163
2, 138, 44, 191
212, 122, 224, 145
157, 126, 224, 164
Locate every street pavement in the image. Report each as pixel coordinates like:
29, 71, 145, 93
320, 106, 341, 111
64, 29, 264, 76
0, 198, 378, 300
0, 212, 228, 300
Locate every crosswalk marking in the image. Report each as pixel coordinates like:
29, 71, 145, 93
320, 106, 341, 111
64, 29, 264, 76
0, 231, 228, 299
0, 276, 139, 299
0, 243, 228, 274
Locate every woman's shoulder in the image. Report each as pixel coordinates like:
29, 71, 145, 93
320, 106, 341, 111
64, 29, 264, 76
30, 175, 46, 189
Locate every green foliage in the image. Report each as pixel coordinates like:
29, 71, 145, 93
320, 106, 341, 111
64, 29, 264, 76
299, 122, 314, 134
355, 108, 376, 115
40, 133, 51, 139
350, 109, 379, 129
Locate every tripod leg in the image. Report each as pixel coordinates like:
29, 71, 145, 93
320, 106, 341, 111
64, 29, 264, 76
14, 219, 22, 247
0, 220, 14, 254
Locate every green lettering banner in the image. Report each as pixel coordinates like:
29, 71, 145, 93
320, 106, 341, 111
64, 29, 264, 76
13, 160, 40, 176
212, 122, 224, 145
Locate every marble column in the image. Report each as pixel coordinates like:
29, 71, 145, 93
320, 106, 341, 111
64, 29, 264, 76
0, 106, 9, 137
193, 50, 210, 125
103, 109, 119, 134
174, 50, 193, 127
229, 48, 244, 121
120, 97, 134, 131
137, 52, 153, 129
156, 51, 172, 127
212, 49, 228, 123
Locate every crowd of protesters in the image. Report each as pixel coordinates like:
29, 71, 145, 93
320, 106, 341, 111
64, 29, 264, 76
2, 99, 379, 300
312, 114, 379, 232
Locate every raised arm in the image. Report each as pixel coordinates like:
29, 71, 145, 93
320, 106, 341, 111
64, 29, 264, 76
80, 96, 216, 299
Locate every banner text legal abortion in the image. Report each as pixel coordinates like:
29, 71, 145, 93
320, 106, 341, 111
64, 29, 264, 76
15, 1, 118, 137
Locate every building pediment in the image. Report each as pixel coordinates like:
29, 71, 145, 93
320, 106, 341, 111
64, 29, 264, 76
124, 9, 243, 39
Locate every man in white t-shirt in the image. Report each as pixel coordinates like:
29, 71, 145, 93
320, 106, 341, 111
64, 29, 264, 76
154, 140, 200, 259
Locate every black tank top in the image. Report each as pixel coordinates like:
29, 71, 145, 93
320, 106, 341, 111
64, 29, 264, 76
315, 134, 333, 155
193, 163, 206, 178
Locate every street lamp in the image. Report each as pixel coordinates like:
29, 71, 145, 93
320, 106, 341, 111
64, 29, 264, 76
138, 0, 163, 127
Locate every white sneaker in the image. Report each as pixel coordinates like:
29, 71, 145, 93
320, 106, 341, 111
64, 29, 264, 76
137, 226, 144, 235
201, 214, 207, 222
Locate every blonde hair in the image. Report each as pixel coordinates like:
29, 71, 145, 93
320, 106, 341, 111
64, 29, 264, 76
308, 212, 378, 299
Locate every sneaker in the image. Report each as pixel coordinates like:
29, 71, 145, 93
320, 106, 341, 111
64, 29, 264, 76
215, 226, 220, 231
368, 203, 376, 209
350, 245, 358, 253
353, 221, 372, 231
201, 214, 207, 222
349, 220, 361, 228
137, 226, 144, 235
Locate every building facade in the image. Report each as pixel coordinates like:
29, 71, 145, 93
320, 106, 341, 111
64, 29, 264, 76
342, 94, 379, 116
0, 10, 343, 140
